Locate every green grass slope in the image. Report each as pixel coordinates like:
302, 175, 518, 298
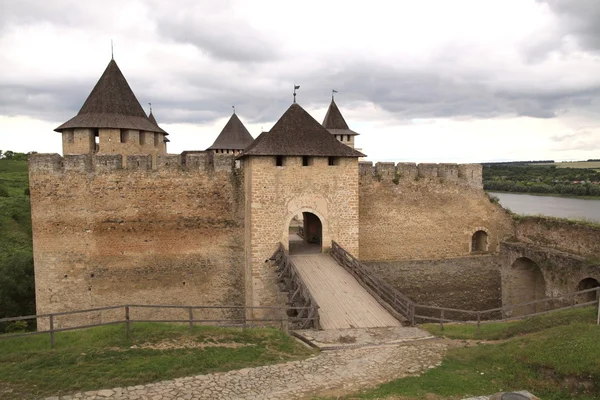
0, 323, 314, 399
0, 158, 35, 328
344, 307, 600, 400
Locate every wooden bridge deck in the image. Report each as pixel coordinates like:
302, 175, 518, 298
290, 254, 402, 329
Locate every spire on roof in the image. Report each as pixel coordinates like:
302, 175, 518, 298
148, 109, 169, 136
55, 59, 165, 134
322, 98, 360, 137
322, 99, 349, 130
238, 103, 364, 158
207, 113, 254, 151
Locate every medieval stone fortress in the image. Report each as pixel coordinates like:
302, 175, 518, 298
28, 58, 600, 328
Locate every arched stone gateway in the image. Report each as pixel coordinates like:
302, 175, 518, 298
288, 212, 323, 255
576, 277, 600, 303
506, 257, 546, 316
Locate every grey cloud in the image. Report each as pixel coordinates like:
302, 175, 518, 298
4, 58, 600, 130
154, 1, 280, 63
537, 0, 600, 52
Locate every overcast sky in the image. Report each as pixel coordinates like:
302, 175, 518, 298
1, 0, 599, 162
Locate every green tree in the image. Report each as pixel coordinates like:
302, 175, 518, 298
0, 252, 36, 332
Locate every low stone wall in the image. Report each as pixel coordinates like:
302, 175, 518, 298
363, 255, 503, 312
516, 216, 600, 259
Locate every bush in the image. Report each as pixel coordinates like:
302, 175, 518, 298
0, 252, 36, 332
0, 185, 8, 197
24, 187, 30, 196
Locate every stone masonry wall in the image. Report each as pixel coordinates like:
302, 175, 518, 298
500, 217, 600, 314
364, 254, 503, 312
244, 156, 360, 312
29, 152, 244, 329
359, 162, 515, 261
515, 216, 600, 259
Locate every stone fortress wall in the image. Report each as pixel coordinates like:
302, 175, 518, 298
501, 217, 600, 314
358, 161, 515, 261
29, 152, 244, 328
357, 161, 515, 312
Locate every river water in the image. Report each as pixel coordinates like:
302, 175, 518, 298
488, 192, 600, 222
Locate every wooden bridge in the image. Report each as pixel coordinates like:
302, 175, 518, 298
291, 254, 402, 329
274, 241, 404, 330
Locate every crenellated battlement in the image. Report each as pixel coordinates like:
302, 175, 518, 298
29, 151, 237, 174
359, 161, 483, 189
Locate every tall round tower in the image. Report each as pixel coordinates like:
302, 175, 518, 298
55, 59, 168, 167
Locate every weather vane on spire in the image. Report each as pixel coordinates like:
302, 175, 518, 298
293, 85, 300, 103
332, 89, 338, 100
111, 39, 114, 60
232, 105, 236, 115
148, 102, 152, 114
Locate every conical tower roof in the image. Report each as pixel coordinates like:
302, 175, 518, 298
322, 99, 359, 136
238, 103, 364, 158
55, 59, 166, 134
148, 111, 169, 135
207, 113, 254, 150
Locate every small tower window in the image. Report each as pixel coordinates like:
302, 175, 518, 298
328, 156, 340, 166
302, 156, 309, 166
154, 133, 159, 147
139, 132, 145, 145
347, 135, 350, 141
276, 155, 283, 167
120, 130, 128, 143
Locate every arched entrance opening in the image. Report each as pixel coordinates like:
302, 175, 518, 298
471, 230, 488, 253
576, 277, 600, 304
289, 212, 322, 255
509, 257, 546, 316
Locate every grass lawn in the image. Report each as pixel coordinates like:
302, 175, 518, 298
0, 323, 314, 399
421, 306, 598, 340
336, 307, 600, 400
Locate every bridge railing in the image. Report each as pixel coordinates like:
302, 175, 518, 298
331, 241, 415, 323
330, 241, 600, 329
271, 243, 321, 330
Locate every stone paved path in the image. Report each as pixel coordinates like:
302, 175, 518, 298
45, 342, 446, 400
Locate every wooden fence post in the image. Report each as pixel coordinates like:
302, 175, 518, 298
440, 309, 444, 331
125, 305, 130, 339
597, 288, 600, 326
49, 314, 55, 349
476, 311, 481, 336
188, 307, 194, 334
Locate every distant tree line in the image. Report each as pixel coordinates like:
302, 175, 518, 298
0, 150, 34, 161
483, 164, 600, 197
482, 160, 554, 165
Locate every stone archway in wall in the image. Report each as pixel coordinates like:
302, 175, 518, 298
282, 195, 330, 254
468, 227, 492, 253
576, 277, 600, 304
508, 257, 547, 316
288, 212, 323, 255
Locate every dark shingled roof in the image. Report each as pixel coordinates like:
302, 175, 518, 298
207, 113, 254, 150
322, 99, 359, 136
148, 111, 169, 135
238, 103, 364, 158
55, 59, 166, 134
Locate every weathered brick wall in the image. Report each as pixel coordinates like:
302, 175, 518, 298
364, 254, 504, 312
29, 152, 244, 329
244, 156, 360, 310
500, 218, 600, 315
515, 216, 600, 259
359, 162, 515, 261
